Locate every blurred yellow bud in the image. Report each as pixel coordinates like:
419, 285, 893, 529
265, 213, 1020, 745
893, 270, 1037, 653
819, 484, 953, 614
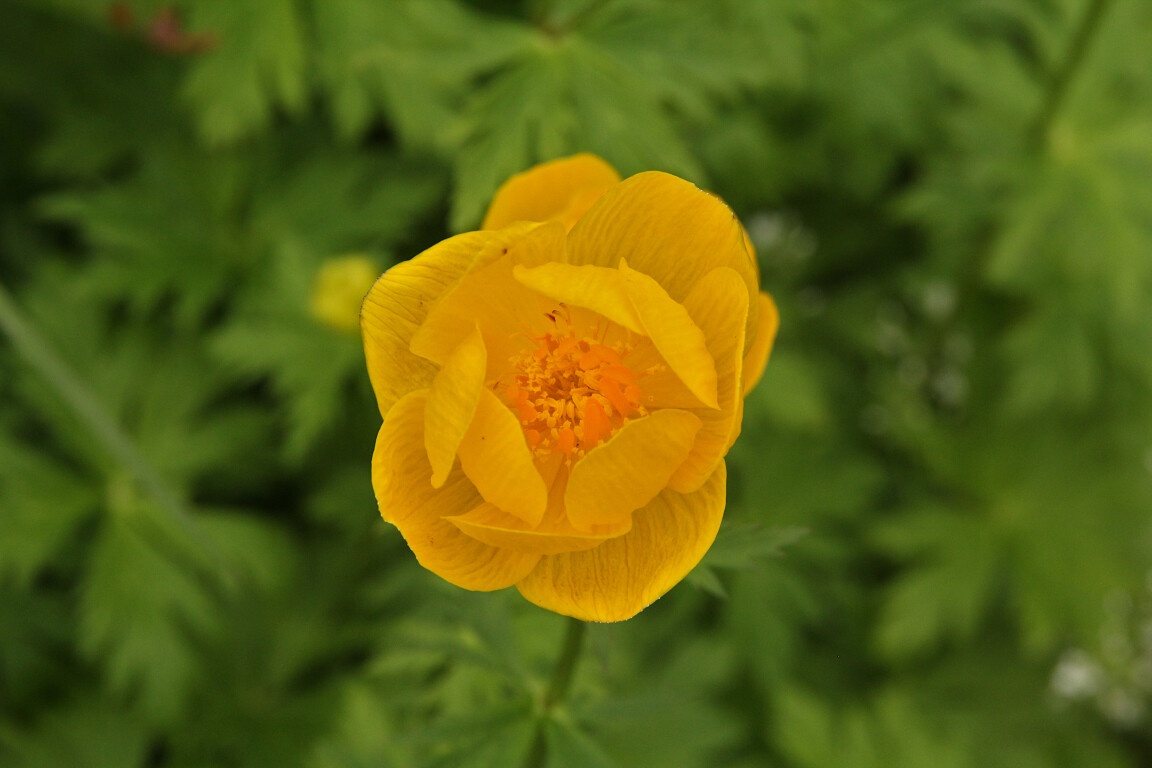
311, 255, 380, 334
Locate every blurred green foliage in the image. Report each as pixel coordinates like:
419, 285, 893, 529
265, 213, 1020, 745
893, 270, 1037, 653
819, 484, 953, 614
2, 0, 1151, 766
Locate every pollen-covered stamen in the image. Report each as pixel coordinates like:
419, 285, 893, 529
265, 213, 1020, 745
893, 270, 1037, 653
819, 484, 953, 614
498, 311, 647, 461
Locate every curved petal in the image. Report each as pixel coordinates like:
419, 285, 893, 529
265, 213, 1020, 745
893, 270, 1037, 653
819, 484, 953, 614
565, 409, 702, 530
482, 154, 621, 232
667, 267, 748, 493
567, 171, 760, 353
517, 462, 727, 622
372, 390, 540, 590
512, 262, 643, 335
742, 292, 779, 397
457, 389, 548, 527
410, 221, 567, 381
446, 501, 630, 555
425, 325, 487, 488
361, 231, 493, 418
619, 259, 718, 409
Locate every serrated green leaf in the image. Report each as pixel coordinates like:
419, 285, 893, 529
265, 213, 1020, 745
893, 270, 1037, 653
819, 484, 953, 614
415, 706, 537, 768
687, 523, 806, 597
36, 143, 251, 324
449, 21, 706, 230
0, 436, 97, 585
181, 0, 308, 145
872, 512, 1004, 661
210, 242, 373, 459
545, 716, 617, 768
313, 0, 529, 146
79, 505, 221, 723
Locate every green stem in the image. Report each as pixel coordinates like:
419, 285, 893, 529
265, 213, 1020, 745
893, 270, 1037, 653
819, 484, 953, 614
543, 615, 587, 710
1029, 0, 1114, 147
0, 282, 211, 552
521, 616, 587, 768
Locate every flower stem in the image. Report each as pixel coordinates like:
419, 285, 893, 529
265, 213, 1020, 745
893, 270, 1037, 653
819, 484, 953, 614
1029, 0, 1114, 147
544, 615, 587, 710
521, 615, 587, 768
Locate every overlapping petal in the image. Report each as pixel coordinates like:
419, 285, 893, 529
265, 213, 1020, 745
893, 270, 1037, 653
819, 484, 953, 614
482, 153, 620, 232
567, 172, 760, 352
516, 463, 727, 622
512, 262, 643, 335
360, 231, 493, 418
372, 390, 540, 590
666, 267, 750, 493
410, 221, 567, 381
457, 389, 549, 527
565, 409, 702, 530
424, 325, 486, 488
445, 500, 631, 556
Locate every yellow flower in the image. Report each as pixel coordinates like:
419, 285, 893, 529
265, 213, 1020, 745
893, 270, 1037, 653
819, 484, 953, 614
311, 255, 381, 334
361, 154, 778, 622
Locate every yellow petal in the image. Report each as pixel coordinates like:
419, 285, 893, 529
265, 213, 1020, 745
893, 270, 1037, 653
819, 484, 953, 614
446, 501, 631, 555
619, 259, 719, 409
410, 221, 567, 381
517, 462, 727, 622
457, 389, 548, 527
568, 172, 760, 354
511, 262, 643, 335
565, 409, 702, 530
361, 232, 493, 418
742, 292, 779, 396
667, 267, 748, 493
372, 390, 540, 590
425, 325, 487, 488
482, 154, 621, 232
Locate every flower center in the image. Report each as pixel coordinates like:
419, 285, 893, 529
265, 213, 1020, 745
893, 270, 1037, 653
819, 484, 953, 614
498, 307, 647, 461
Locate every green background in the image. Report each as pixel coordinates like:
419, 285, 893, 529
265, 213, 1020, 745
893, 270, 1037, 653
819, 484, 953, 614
2, 0, 1151, 766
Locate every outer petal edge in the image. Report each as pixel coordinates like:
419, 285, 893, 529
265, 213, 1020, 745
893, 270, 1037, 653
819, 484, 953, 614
516, 462, 727, 622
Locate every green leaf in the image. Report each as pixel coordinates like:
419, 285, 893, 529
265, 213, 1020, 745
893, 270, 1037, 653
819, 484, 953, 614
249, 149, 446, 255
872, 511, 1004, 661
686, 523, 806, 597
181, 0, 308, 145
0, 694, 147, 768
312, 0, 529, 146
0, 436, 98, 585
0, 586, 72, 706
415, 706, 537, 768
580, 638, 739, 768
78, 504, 221, 723
545, 716, 617, 768
449, 21, 705, 229
36, 143, 251, 325
210, 242, 374, 459
308, 680, 407, 768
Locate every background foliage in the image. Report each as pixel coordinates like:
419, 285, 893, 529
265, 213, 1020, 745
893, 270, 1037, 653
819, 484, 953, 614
2, 0, 1151, 765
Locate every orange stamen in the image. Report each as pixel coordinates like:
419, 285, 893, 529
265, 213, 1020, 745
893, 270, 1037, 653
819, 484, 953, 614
599, 378, 632, 417
599, 364, 637, 385
494, 309, 649, 462
557, 428, 576, 455
582, 398, 609, 448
